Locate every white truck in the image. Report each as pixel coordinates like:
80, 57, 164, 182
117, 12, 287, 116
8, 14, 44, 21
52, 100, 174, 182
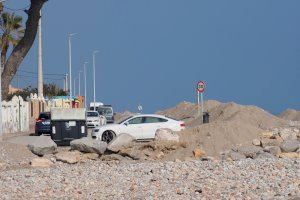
89, 102, 104, 111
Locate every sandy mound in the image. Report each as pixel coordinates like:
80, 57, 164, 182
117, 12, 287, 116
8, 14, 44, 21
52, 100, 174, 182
278, 109, 300, 121
114, 111, 136, 123
163, 120, 262, 159
156, 100, 289, 159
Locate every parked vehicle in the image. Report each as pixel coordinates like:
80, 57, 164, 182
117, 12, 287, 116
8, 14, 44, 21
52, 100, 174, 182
92, 114, 185, 143
97, 105, 114, 124
89, 102, 104, 111
86, 111, 101, 128
35, 112, 51, 135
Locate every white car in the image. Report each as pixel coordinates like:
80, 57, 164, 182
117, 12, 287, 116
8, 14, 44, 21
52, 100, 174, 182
86, 111, 101, 128
91, 114, 185, 143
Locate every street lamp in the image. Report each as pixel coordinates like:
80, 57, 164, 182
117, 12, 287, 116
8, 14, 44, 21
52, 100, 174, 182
73, 76, 77, 97
92, 50, 99, 111
68, 32, 77, 99
78, 70, 82, 96
83, 62, 88, 108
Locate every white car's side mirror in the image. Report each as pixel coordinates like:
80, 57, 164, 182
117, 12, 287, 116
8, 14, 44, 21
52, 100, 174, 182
124, 122, 129, 126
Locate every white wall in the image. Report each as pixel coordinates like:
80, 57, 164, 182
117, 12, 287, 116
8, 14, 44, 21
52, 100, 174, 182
1, 96, 29, 134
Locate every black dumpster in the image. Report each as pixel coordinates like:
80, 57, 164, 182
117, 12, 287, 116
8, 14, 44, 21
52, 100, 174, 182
203, 112, 210, 124
50, 108, 87, 146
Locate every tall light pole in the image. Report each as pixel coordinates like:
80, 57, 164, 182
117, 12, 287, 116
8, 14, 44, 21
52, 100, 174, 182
83, 62, 88, 108
38, 9, 43, 98
73, 77, 77, 97
68, 33, 77, 99
78, 70, 82, 96
92, 50, 99, 111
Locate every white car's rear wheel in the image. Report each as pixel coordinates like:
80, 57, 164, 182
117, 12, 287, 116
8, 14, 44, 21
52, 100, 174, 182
102, 130, 115, 143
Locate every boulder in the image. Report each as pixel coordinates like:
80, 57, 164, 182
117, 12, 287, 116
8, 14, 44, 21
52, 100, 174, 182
55, 151, 81, 164
255, 152, 277, 159
260, 138, 281, 148
70, 137, 107, 155
279, 128, 297, 141
261, 131, 276, 139
238, 146, 263, 158
30, 158, 53, 168
252, 139, 261, 146
107, 133, 134, 153
119, 148, 142, 160
263, 146, 281, 156
27, 136, 57, 156
101, 154, 130, 162
279, 152, 300, 159
155, 128, 179, 143
229, 151, 246, 161
280, 140, 300, 153
193, 148, 205, 159
81, 153, 99, 160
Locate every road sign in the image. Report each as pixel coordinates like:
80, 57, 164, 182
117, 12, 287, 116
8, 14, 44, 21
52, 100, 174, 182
197, 81, 205, 93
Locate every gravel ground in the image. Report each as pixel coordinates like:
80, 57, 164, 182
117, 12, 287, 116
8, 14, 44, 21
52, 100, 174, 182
0, 158, 299, 199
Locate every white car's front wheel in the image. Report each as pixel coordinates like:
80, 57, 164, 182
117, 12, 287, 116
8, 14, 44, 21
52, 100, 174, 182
102, 130, 116, 143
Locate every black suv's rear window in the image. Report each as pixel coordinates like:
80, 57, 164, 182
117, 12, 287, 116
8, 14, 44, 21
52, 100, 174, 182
39, 113, 51, 119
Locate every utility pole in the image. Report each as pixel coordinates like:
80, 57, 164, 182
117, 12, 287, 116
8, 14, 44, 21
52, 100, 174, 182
83, 62, 88, 108
68, 33, 77, 98
78, 71, 82, 96
92, 50, 99, 111
38, 10, 43, 98
73, 77, 77, 97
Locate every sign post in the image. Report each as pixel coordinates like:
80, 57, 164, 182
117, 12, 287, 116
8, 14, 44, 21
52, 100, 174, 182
197, 81, 205, 118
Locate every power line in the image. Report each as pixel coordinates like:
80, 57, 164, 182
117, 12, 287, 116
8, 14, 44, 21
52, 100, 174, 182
17, 74, 63, 81
18, 69, 65, 77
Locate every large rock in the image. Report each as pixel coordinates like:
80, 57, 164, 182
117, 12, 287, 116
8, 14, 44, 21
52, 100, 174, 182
238, 146, 263, 158
30, 158, 53, 168
155, 128, 179, 143
27, 136, 57, 156
263, 146, 281, 156
70, 137, 107, 155
193, 148, 205, 159
107, 133, 134, 153
55, 151, 81, 164
279, 152, 300, 159
229, 151, 246, 161
279, 128, 297, 141
255, 152, 277, 159
252, 139, 261, 146
280, 140, 300, 153
260, 138, 281, 148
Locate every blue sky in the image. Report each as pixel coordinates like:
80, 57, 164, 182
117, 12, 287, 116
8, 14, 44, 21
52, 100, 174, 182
4, 0, 300, 114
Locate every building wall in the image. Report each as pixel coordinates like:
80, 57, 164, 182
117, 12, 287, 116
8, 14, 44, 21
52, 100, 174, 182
1, 96, 29, 134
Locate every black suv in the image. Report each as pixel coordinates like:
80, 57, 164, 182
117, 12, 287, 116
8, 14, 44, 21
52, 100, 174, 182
35, 112, 51, 135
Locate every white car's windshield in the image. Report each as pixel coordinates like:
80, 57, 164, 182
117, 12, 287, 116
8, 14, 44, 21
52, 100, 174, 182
98, 107, 113, 115
87, 112, 99, 117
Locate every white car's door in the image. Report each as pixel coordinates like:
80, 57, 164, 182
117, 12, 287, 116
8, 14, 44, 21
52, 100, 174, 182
124, 117, 144, 139
142, 117, 167, 139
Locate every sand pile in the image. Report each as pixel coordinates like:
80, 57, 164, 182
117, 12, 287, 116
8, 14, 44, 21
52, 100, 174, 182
114, 111, 136, 123
278, 109, 300, 121
156, 100, 289, 159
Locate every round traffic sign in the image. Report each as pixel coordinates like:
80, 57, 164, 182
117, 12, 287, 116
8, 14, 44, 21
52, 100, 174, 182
197, 81, 205, 93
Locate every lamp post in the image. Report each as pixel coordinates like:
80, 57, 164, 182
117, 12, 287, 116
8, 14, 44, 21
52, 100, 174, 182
83, 62, 88, 108
92, 50, 99, 111
68, 33, 77, 99
78, 70, 82, 96
73, 77, 77, 97
38, 9, 43, 98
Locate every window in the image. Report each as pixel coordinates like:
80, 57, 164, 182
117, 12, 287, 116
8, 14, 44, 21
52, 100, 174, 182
144, 117, 167, 123
39, 113, 51, 120
128, 117, 143, 124
87, 112, 99, 117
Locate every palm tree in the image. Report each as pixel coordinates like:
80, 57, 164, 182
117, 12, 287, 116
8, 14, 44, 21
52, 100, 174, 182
0, 12, 24, 70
